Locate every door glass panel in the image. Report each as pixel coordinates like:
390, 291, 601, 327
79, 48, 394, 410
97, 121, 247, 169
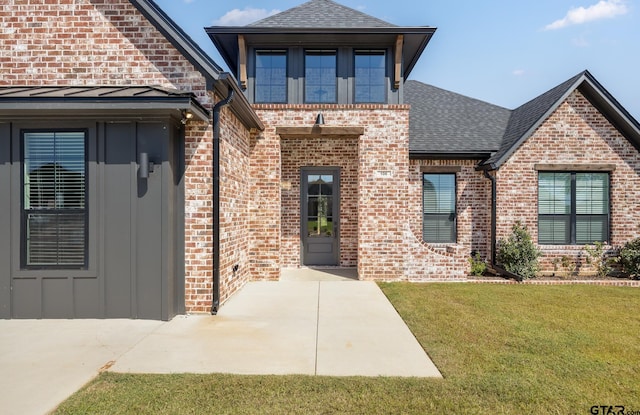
306, 173, 334, 237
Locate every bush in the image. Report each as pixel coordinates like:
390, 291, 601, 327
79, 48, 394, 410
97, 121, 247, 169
584, 241, 614, 278
468, 252, 487, 276
619, 237, 640, 279
496, 222, 542, 279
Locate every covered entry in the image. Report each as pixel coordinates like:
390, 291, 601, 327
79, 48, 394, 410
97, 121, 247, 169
0, 86, 207, 320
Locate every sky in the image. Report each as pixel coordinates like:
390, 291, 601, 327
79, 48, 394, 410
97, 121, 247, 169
154, 0, 640, 119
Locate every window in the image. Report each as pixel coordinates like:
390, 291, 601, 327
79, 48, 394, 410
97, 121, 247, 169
423, 174, 456, 243
255, 50, 287, 103
355, 50, 386, 103
305, 50, 336, 103
22, 131, 87, 268
538, 172, 609, 245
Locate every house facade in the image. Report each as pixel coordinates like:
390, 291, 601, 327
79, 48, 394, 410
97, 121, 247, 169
1, 0, 639, 320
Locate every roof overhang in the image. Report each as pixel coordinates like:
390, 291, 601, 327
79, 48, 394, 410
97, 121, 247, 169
0, 86, 210, 121
410, 151, 494, 160
206, 26, 436, 80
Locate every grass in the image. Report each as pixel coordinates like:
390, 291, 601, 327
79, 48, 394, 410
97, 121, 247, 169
54, 284, 640, 414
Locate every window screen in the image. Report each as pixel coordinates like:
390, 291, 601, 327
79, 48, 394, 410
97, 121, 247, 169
423, 173, 456, 243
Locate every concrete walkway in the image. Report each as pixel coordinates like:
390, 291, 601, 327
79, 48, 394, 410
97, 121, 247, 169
0, 272, 441, 414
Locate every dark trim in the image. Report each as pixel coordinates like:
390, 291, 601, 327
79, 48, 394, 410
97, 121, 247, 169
534, 163, 616, 171
211, 87, 234, 315
422, 172, 457, 244
483, 170, 497, 266
410, 152, 493, 160
20, 129, 89, 270
420, 166, 462, 173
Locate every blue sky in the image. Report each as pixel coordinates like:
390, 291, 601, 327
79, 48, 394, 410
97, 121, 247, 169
155, 0, 640, 119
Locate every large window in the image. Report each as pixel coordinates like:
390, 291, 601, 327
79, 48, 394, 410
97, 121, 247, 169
355, 50, 386, 103
22, 131, 87, 268
255, 50, 287, 103
538, 172, 609, 245
423, 174, 456, 243
305, 50, 337, 103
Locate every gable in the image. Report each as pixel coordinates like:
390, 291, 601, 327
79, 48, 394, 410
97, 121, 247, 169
1, 0, 208, 102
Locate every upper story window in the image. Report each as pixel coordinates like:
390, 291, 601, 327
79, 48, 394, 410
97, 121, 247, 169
423, 173, 456, 243
305, 50, 337, 103
538, 172, 609, 245
255, 50, 287, 103
355, 50, 386, 103
22, 131, 87, 268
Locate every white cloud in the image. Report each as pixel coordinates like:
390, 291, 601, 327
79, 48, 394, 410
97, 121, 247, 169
213, 7, 281, 26
544, 0, 628, 30
512, 69, 526, 76
572, 35, 591, 47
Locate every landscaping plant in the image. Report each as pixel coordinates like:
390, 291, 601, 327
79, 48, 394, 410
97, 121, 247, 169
619, 237, 640, 279
496, 221, 541, 279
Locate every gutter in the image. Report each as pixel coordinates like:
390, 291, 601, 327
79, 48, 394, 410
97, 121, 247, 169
482, 169, 523, 282
211, 84, 234, 315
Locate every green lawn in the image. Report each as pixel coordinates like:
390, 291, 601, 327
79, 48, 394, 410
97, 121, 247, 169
55, 284, 640, 414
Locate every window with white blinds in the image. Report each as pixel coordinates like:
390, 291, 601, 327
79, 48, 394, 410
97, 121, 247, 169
22, 131, 87, 267
538, 172, 609, 245
423, 173, 456, 243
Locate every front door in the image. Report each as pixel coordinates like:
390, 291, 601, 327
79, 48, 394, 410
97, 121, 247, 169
301, 168, 340, 266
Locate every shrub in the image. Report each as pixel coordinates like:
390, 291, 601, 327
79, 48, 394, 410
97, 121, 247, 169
584, 241, 614, 278
619, 237, 640, 279
468, 252, 487, 276
496, 222, 541, 279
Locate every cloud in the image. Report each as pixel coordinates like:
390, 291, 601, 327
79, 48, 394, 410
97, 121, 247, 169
183, 0, 194, 3
512, 69, 526, 76
544, 0, 628, 30
213, 7, 281, 26
572, 35, 591, 47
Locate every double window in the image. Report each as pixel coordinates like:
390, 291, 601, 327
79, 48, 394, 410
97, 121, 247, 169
538, 172, 609, 245
22, 131, 87, 268
423, 173, 456, 243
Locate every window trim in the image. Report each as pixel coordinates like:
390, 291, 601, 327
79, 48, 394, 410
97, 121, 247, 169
254, 49, 288, 104
422, 173, 457, 243
353, 50, 387, 104
304, 49, 338, 104
20, 129, 89, 270
538, 171, 610, 245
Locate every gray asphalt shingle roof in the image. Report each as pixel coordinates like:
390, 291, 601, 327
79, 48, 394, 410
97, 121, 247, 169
248, 0, 397, 28
405, 80, 511, 155
408, 70, 640, 167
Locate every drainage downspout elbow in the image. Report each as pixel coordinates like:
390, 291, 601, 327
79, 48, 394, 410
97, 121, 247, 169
211, 86, 234, 315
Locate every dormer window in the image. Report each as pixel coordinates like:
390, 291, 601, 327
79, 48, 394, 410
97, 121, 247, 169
355, 50, 386, 103
305, 50, 337, 103
255, 50, 287, 103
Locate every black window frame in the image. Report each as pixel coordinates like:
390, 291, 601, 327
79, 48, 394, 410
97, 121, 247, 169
422, 173, 457, 243
254, 49, 288, 104
20, 129, 89, 269
538, 171, 610, 245
354, 50, 387, 104
304, 49, 338, 104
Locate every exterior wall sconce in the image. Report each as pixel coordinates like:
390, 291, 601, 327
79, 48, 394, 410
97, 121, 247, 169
139, 152, 155, 179
181, 110, 194, 125
315, 113, 324, 125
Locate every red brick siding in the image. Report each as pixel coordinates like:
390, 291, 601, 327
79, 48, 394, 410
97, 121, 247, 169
497, 90, 640, 275
280, 136, 358, 267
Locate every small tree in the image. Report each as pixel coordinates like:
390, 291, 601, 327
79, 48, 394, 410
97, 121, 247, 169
496, 222, 542, 279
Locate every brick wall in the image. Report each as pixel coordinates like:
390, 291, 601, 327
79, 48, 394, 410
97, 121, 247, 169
497, 90, 640, 275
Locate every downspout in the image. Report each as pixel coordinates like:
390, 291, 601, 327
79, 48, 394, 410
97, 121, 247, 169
483, 169, 523, 282
483, 170, 497, 266
211, 84, 234, 315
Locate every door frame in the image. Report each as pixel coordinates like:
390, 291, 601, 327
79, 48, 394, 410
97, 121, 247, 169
300, 166, 340, 266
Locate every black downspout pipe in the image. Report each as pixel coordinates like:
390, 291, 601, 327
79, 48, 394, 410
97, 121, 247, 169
483, 169, 523, 282
483, 170, 497, 266
211, 86, 234, 315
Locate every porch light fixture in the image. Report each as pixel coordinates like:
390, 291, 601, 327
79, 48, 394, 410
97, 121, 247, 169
181, 110, 194, 125
315, 113, 325, 125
